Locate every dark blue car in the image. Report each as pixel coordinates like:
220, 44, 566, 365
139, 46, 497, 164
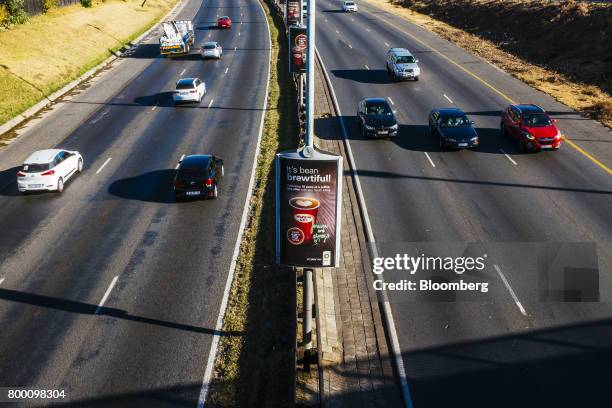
428, 108, 479, 149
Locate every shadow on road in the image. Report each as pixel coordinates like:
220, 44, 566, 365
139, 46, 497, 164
332, 69, 392, 85
108, 170, 177, 203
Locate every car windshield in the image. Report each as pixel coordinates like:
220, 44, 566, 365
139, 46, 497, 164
522, 113, 552, 127
177, 167, 207, 180
176, 82, 195, 90
345, 2, 354, 5
203, 44, 216, 50
22, 163, 51, 173
396, 55, 415, 64
441, 115, 471, 127
366, 103, 392, 116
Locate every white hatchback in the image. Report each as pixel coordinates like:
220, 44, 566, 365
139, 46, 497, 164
173, 78, 206, 104
17, 149, 83, 193
342, 1, 357, 12
201, 41, 222, 59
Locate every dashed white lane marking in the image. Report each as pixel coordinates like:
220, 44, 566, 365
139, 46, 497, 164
151, 102, 158, 111
500, 148, 518, 165
366, 28, 370, 32
95, 276, 119, 314
224, 67, 229, 75
335, 30, 340, 34
443, 94, 453, 103
95, 158, 112, 174
0, 278, 4, 285
234, 46, 237, 51
387, 97, 395, 105
176, 154, 185, 169
208, 99, 214, 108
384, 42, 390, 47
424, 152, 436, 168
348, 44, 353, 49
238, 31, 241, 36
364, 65, 370, 70
495, 264, 527, 316
180, 68, 186, 76
91, 108, 110, 124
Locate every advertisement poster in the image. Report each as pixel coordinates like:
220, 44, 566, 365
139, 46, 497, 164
286, 0, 300, 26
276, 149, 342, 267
288, 25, 307, 74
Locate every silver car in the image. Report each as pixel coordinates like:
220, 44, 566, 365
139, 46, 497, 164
200, 41, 222, 59
386, 47, 420, 81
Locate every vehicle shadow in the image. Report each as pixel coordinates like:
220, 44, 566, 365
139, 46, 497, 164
119, 43, 161, 59
332, 69, 392, 85
134, 92, 175, 108
108, 170, 177, 204
321, 9, 346, 13
0, 166, 27, 197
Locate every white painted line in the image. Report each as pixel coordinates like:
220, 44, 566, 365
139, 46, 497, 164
364, 65, 370, 70
180, 68, 186, 76
91, 108, 110, 124
224, 67, 229, 75
348, 44, 353, 49
208, 98, 214, 108
335, 30, 340, 34
500, 148, 518, 165
424, 152, 436, 168
95, 157, 112, 175
0, 278, 4, 285
443, 94, 453, 104
384, 42, 390, 47
316, 47, 413, 408
151, 102, 158, 111
238, 32, 241, 36
95, 275, 119, 314
197, 0, 272, 405
387, 96, 395, 105
366, 28, 370, 32
234, 46, 237, 51
176, 154, 185, 169
494, 264, 527, 316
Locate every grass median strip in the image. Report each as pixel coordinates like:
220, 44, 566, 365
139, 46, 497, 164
0, 0, 178, 128
206, 0, 298, 406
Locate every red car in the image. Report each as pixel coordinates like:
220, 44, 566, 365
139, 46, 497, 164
501, 104, 562, 151
217, 16, 232, 29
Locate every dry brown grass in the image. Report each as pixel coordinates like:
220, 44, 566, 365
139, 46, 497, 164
364, 0, 612, 128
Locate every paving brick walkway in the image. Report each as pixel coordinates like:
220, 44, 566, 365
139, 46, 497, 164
313, 60, 403, 408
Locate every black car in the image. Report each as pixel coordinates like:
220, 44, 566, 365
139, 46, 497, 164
428, 108, 479, 149
357, 98, 398, 138
173, 154, 224, 201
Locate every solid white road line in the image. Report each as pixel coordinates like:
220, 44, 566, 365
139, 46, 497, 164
95, 157, 112, 174
500, 148, 518, 165
224, 67, 229, 75
443, 94, 453, 104
180, 68, 186, 76
95, 276, 119, 314
495, 264, 527, 316
208, 99, 214, 108
387, 97, 395, 105
176, 154, 185, 169
197, 0, 272, 405
424, 152, 436, 168
364, 65, 370, 70
316, 47, 414, 408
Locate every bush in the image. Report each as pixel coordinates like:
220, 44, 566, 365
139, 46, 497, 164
1, 0, 28, 26
42, 0, 58, 13
80, 0, 92, 7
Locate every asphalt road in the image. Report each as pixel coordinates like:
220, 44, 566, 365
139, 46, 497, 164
0, 0, 269, 405
316, 1, 612, 407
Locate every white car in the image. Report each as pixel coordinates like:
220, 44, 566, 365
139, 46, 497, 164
17, 149, 83, 193
173, 78, 206, 104
386, 47, 420, 81
201, 41, 222, 59
342, 1, 357, 12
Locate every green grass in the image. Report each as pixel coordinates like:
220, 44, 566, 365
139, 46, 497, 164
0, 0, 178, 128
206, 0, 299, 406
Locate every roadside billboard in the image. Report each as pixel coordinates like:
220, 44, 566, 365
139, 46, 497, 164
276, 148, 342, 267
288, 25, 307, 74
286, 0, 301, 26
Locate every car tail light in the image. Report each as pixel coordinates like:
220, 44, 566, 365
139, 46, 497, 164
17, 171, 26, 177
41, 170, 55, 176
204, 178, 214, 187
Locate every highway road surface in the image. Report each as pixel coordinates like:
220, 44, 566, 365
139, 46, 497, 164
316, 1, 612, 407
0, 0, 269, 405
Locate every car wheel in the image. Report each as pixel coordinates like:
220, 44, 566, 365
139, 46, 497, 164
57, 177, 64, 193
212, 184, 218, 199
77, 159, 83, 173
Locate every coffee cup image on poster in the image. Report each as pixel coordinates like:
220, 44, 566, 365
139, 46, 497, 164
276, 150, 342, 267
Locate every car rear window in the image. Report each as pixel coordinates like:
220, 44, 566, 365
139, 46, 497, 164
441, 115, 470, 127
176, 82, 195, 90
177, 166, 207, 180
204, 44, 216, 50
23, 163, 51, 173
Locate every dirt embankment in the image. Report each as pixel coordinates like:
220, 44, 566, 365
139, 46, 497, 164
397, 0, 612, 126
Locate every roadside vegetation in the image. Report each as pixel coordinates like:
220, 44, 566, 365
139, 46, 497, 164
367, 0, 612, 128
0, 0, 178, 128
206, 0, 298, 406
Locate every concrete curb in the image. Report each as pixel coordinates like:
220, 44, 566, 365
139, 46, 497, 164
0, 0, 185, 137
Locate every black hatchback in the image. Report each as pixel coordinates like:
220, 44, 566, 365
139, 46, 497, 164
357, 98, 398, 138
173, 154, 224, 201
428, 108, 479, 149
